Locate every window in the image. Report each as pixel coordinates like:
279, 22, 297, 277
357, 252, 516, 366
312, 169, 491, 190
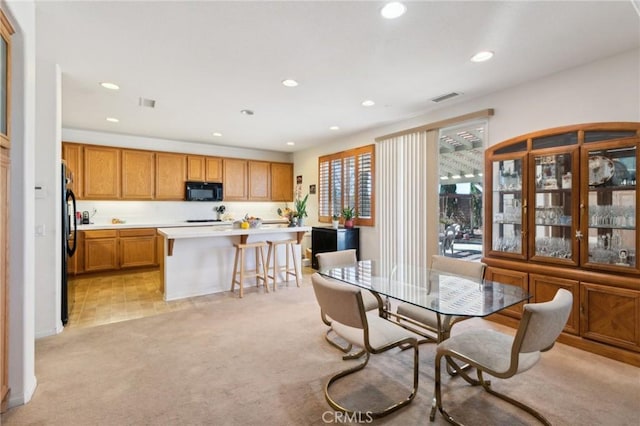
318, 144, 375, 226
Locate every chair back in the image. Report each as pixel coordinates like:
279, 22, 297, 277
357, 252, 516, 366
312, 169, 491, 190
316, 249, 358, 271
430, 255, 486, 279
311, 273, 365, 329
514, 288, 573, 354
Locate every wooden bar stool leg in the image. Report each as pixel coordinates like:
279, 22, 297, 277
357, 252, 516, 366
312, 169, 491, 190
239, 247, 245, 298
291, 243, 301, 287
259, 245, 269, 293
266, 242, 274, 290
231, 245, 240, 293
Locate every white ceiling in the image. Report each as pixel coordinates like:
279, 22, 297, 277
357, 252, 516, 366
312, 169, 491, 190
36, 1, 640, 153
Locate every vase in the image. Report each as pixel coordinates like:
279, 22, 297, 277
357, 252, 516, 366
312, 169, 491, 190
297, 217, 304, 227
332, 220, 339, 229
344, 219, 354, 229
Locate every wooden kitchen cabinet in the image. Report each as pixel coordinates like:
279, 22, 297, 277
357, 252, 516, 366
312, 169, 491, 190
187, 155, 205, 181
84, 230, 119, 272
581, 282, 640, 353
223, 158, 248, 200
156, 152, 186, 200
120, 228, 156, 268
205, 157, 223, 182
122, 149, 155, 199
62, 142, 83, 198
248, 161, 270, 201
83, 146, 121, 199
271, 162, 293, 201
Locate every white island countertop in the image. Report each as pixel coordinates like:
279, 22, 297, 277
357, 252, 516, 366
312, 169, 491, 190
77, 219, 289, 231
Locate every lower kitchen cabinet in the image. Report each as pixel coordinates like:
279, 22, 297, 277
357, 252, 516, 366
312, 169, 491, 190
120, 229, 157, 268
80, 228, 157, 273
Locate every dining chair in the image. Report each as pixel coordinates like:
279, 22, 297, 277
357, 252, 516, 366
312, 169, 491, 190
316, 250, 383, 356
395, 255, 487, 343
430, 288, 573, 425
311, 273, 421, 418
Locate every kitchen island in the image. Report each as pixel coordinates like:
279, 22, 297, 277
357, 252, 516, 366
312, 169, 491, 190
157, 224, 310, 300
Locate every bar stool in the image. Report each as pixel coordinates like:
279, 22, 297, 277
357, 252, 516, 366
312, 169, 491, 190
266, 239, 301, 290
230, 241, 268, 298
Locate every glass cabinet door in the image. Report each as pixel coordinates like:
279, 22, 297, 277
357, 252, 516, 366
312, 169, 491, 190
491, 157, 525, 257
531, 151, 578, 264
583, 143, 637, 270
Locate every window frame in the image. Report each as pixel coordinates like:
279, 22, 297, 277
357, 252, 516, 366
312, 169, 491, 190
318, 144, 375, 226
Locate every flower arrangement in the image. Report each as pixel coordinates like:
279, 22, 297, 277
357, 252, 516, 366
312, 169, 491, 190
294, 194, 309, 218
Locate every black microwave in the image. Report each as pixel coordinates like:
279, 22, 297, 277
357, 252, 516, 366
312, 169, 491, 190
185, 181, 223, 201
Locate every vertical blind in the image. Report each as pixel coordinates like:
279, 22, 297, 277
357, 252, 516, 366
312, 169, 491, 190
377, 131, 436, 268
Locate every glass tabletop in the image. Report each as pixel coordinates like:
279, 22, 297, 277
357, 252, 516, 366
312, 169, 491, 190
319, 260, 531, 317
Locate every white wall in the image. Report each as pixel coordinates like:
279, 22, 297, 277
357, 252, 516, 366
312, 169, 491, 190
293, 48, 640, 262
4, 0, 37, 408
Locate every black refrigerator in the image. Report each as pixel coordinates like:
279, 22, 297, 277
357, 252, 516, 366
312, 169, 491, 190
61, 161, 77, 325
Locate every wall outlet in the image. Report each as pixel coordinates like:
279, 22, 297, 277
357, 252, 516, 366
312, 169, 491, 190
35, 224, 46, 236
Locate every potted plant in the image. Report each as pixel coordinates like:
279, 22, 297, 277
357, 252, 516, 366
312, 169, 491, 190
331, 213, 340, 229
294, 194, 309, 226
342, 206, 356, 228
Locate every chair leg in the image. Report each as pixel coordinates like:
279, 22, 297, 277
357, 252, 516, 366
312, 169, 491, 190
238, 249, 245, 298
230, 246, 240, 293
430, 352, 460, 425
326, 341, 419, 419
290, 243, 301, 287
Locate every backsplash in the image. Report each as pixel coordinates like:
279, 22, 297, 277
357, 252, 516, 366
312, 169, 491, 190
75, 200, 293, 225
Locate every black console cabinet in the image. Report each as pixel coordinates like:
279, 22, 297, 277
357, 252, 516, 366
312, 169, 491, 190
311, 227, 360, 269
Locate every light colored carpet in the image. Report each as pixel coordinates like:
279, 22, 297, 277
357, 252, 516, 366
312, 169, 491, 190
2, 276, 639, 425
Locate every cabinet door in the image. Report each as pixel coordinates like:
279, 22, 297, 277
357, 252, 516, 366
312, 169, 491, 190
223, 159, 247, 200
83, 146, 121, 199
529, 148, 579, 266
120, 229, 157, 268
581, 282, 640, 352
486, 152, 527, 259
122, 149, 155, 200
205, 157, 223, 182
530, 273, 579, 334
581, 140, 638, 273
187, 156, 205, 181
62, 143, 83, 199
156, 152, 186, 200
271, 162, 293, 201
485, 267, 528, 319
248, 161, 270, 200
84, 230, 118, 272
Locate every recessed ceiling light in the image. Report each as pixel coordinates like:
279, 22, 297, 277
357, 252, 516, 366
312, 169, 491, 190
282, 79, 299, 87
286, 141, 295, 146
212, 132, 222, 137
106, 117, 119, 123
470, 51, 494, 62
100, 82, 120, 90
240, 109, 254, 115
451, 174, 462, 179
440, 176, 449, 180
464, 173, 475, 178
381, 2, 406, 19
329, 126, 340, 131
361, 100, 375, 107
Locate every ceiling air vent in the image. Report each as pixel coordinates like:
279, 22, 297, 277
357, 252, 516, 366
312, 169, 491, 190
139, 97, 156, 108
431, 92, 461, 103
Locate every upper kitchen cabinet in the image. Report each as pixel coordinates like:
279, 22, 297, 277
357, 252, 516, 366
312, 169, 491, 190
156, 152, 186, 200
83, 146, 121, 199
62, 143, 83, 198
187, 156, 205, 181
205, 157, 223, 182
271, 162, 293, 201
223, 158, 248, 200
248, 161, 270, 201
122, 149, 155, 200
0, 11, 12, 150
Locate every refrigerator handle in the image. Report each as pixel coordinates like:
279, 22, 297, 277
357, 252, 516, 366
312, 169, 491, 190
67, 189, 77, 257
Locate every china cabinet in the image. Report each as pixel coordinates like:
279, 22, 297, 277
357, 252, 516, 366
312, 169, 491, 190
484, 122, 640, 366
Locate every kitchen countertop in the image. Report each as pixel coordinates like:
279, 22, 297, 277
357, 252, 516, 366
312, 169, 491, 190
157, 224, 310, 240
76, 219, 289, 231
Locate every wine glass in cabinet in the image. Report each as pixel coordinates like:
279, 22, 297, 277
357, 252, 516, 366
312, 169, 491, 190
487, 152, 527, 259
529, 147, 579, 266
580, 139, 638, 272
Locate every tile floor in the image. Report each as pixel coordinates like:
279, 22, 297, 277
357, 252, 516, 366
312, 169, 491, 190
67, 267, 314, 329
